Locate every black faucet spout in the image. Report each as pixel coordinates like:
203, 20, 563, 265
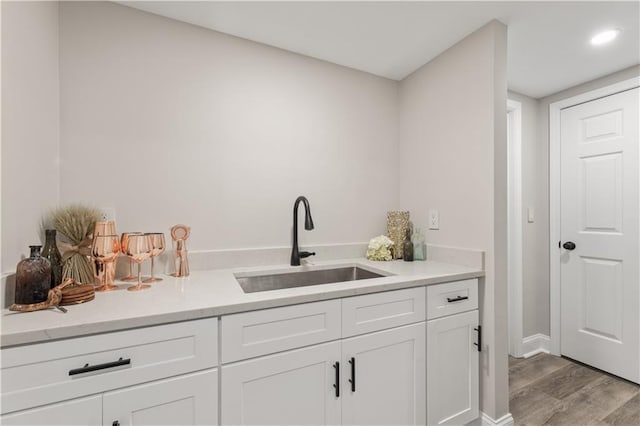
291, 196, 315, 266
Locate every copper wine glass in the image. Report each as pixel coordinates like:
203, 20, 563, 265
143, 233, 166, 283
93, 221, 117, 287
91, 234, 121, 292
124, 234, 152, 292
120, 232, 142, 282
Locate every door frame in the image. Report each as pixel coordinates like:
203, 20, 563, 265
548, 76, 640, 355
507, 99, 524, 357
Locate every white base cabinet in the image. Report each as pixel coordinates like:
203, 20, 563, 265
342, 323, 425, 426
427, 310, 479, 425
1, 370, 218, 426
104, 369, 218, 426
1, 395, 102, 426
221, 341, 342, 426
2, 280, 481, 426
221, 324, 426, 426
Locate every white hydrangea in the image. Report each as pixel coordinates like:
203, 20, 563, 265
366, 235, 394, 261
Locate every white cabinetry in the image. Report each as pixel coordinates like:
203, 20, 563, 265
342, 323, 425, 426
104, 369, 218, 426
426, 280, 480, 426
1, 395, 102, 426
222, 342, 341, 425
221, 288, 426, 426
1, 318, 219, 426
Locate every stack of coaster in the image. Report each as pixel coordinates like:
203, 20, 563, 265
60, 284, 95, 306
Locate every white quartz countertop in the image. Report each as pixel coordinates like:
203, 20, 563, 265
1, 258, 483, 348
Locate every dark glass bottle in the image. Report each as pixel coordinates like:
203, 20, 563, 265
15, 246, 51, 304
42, 229, 63, 289
403, 228, 414, 262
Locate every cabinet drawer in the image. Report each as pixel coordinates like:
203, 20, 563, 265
342, 287, 426, 337
1, 317, 218, 414
426, 279, 478, 319
221, 299, 341, 363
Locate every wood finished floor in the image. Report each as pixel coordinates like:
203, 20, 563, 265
509, 354, 639, 425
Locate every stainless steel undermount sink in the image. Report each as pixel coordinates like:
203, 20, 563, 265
235, 266, 389, 293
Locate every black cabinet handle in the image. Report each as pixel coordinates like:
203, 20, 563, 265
348, 357, 356, 392
69, 357, 131, 376
474, 325, 482, 352
333, 361, 340, 398
447, 296, 469, 303
562, 241, 576, 250
112, 421, 120, 426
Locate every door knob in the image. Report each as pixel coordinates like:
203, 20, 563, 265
562, 241, 576, 250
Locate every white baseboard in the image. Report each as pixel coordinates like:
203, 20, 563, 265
480, 412, 514, 426
522, 333, 550, 358
467, 412, 514, 426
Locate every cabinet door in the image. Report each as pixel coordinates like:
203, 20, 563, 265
342, 323, 426, 426
221, 341, 341, 425
103, 369, 218, 426
1, 395, 101, 425
427, 310, 479, 425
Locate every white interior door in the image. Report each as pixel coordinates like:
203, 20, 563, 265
560, 87, 639, 383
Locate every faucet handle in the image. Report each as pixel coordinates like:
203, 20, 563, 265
299, 251, 316, 259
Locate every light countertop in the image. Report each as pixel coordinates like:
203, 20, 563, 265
1, 258, 483, 348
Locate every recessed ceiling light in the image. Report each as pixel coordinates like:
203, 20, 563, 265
591, 29, 620, 46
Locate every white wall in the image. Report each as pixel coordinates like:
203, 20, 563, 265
57, 1, 398, 255
398, 20, 509, 421
1, 1, 60, 272
507, 90, 546, 338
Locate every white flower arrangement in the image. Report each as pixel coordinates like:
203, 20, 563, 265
366, 235, 394, 261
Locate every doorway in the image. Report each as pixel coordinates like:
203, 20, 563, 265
549, 78, 639, 383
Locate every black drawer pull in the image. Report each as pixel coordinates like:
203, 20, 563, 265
333, 361, 340, 398
69, 357, 131, 376
348, 357, 356, 392
447, 296, 468, 303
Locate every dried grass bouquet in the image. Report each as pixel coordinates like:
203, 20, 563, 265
49, 204, 100, 284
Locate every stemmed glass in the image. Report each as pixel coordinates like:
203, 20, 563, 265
93, 221, 117, 287
143, 233, 166, 283
120, 232, 142, 282
91, 235, 121, 292
124, 234, 152, 292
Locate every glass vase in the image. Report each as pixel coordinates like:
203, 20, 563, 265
412, 227, 426, 261
15, 245, 51, 304
42, 229, 63, 288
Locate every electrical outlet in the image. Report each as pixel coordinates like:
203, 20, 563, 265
428, 209, 439, 230
100, 207, 116, 222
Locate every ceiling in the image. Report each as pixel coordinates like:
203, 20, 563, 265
119, 1, 640, 99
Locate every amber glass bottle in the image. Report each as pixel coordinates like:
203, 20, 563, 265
42, 229, 63, 288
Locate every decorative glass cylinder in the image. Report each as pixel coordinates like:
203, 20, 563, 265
387, 211, 410, 259
42, 229, 63, 288
15, 246, 51, 304
412, 227, 426, 261
403, 227, 414, 261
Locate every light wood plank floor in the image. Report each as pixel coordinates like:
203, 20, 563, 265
509, 353, 639, 425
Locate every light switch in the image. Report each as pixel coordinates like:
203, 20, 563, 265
429, 209, 439, 230
527, 208, 534, 223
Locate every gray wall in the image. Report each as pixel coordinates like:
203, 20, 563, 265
507, 90, 548, 338
399, 20, 509, 420
1, 1, 60, 271
58, 1, 400, 255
